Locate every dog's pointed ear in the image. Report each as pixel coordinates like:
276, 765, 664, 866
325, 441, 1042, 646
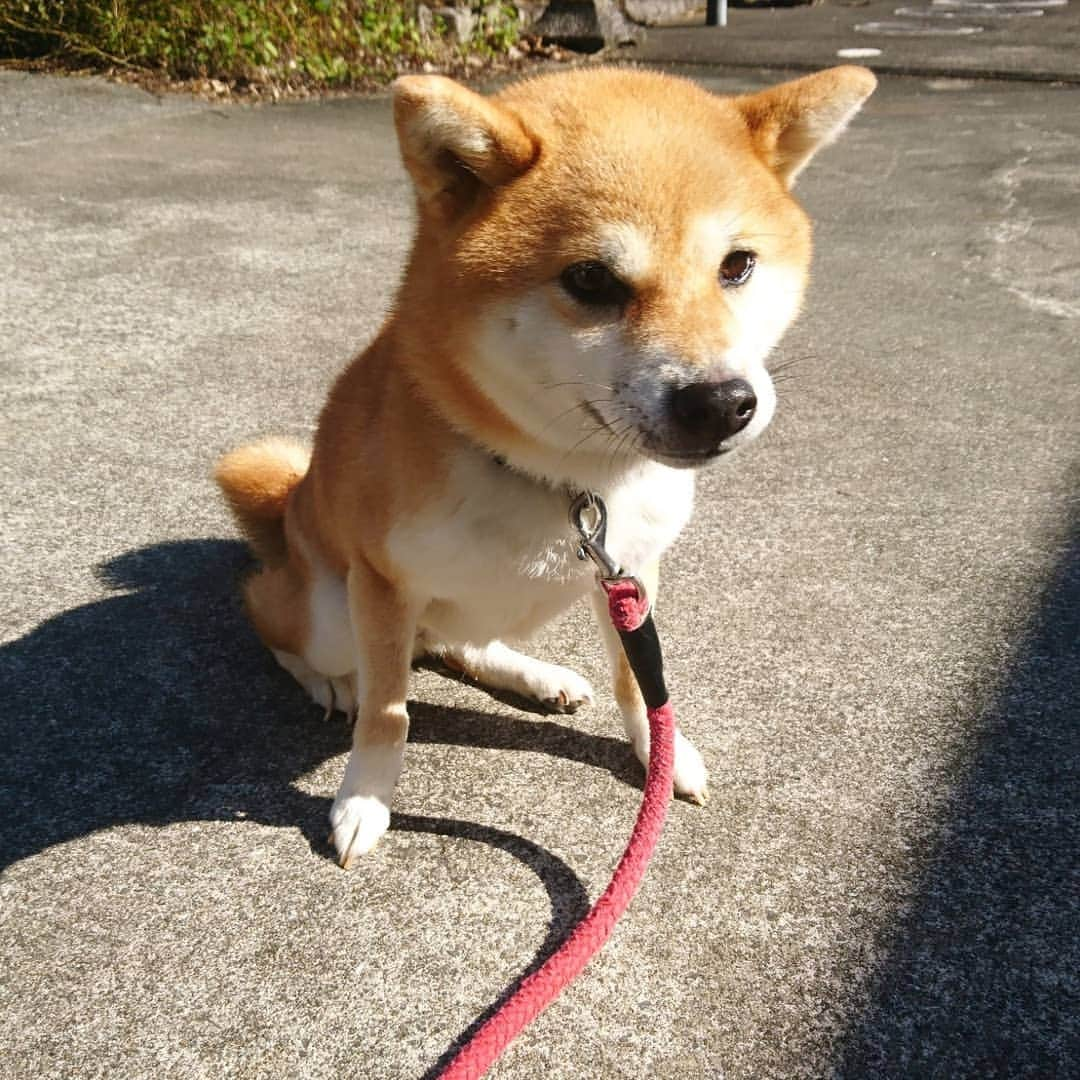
736, 66, 876, 187
392, 75, 539, 215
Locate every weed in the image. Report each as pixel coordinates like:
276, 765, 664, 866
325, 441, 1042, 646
0, 1, 526, 91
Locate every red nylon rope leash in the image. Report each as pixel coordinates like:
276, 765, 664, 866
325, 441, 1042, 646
435, 500, 677, 1079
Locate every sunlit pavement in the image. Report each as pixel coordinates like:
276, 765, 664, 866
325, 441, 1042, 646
1, 60, 1077, 1079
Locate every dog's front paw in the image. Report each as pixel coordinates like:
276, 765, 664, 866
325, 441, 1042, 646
633, 729, 709, 805
671, 730, 709, 805
529, 663, 594, 714
329, 793, 391, 868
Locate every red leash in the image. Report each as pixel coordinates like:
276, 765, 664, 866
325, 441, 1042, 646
436, 498, 678, 1079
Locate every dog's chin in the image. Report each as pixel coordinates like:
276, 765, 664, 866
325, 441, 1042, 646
637, 418, 771, 468
638, 438, 735, 470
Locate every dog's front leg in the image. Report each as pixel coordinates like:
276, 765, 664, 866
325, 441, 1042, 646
330, 560, 417, 867
589, 561, 709, 805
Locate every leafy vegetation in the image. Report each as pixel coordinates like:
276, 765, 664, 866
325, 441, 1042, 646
0, 1, 526, 92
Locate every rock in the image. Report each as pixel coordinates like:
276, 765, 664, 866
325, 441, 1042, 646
432, 4, 478, 43
417, 3, 435, 39
532, 0, 642, 51
625, 0, 699, 23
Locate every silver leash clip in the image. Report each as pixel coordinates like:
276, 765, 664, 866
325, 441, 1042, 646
569, 491, 622, 580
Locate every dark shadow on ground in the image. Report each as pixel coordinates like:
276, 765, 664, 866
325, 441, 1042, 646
2, 538, 628, 1076
0, 539, 639, 874
408, 698, 642, 789
393, 812, 592, 1080
833, 501, 1080, 1078
0, 540, 342, 870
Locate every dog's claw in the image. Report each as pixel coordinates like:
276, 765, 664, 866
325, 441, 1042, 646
328, 829, 360, 869
320, 678, 342, 722
540, 688, 593, 715
542, 693, 574, 714
684, 787, 709, 807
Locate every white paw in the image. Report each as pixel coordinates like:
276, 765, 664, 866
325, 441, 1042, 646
329, 792, 390, 868
519, 661, 594, 715
272, 650, 355, 716
311, 675, 355, 716
633, 729, 709, 805
671, 730, 709, 805
327, 675, 356, 716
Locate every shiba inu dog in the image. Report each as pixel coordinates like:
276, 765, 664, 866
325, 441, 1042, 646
216, 65, 875, 868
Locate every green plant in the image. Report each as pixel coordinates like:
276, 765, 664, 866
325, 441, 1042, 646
475, 3, 520, 55
0, 1, 524, 91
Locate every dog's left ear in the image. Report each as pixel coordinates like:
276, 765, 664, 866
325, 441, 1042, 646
736, 65, 877, 187
393, 75, 539, 217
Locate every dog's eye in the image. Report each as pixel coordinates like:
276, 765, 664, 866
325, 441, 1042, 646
719, 250, 756, 287
560, 261, 631, 307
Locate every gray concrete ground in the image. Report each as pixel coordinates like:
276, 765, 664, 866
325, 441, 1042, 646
636, 0, 1080, 83
1, 52, 1078, 1080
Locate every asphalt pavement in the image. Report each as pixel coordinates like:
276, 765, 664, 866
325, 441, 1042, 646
1, 42, 1078, 1080
637, 0, 1080, 83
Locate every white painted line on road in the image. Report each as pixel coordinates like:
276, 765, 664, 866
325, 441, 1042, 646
856, 18, 986, 31
838, 47, 885, 56
934, 0, 1064, 5
896, 4, 1045, 14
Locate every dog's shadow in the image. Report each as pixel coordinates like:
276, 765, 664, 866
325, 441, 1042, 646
0, 539, 641, 876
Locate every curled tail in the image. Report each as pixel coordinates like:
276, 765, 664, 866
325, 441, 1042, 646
214, 438, 310, 565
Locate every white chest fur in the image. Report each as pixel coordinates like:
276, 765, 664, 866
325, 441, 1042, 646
386, 449, 695, 646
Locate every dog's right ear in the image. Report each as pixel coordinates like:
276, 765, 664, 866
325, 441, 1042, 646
392, 76, 539, 218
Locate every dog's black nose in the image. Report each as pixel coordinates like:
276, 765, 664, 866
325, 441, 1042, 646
669, 378, 757, 447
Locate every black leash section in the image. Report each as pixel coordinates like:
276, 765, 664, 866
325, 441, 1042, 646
568, 491, 669, 711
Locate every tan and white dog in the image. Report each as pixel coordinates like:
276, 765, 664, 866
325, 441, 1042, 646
216, 66, 875, 867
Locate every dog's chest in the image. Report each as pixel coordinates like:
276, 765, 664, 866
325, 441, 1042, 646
386, 454, 694, 643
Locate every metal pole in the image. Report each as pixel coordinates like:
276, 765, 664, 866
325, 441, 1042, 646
705, 0, 727, 27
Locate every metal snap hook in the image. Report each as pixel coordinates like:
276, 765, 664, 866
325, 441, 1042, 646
569, 491, 622, 580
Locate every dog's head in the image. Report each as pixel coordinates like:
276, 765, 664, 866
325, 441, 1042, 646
391, 67, 875, 479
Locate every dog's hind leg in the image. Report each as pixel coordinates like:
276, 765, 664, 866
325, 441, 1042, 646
271, 650, 356, 717
589, 560, 709, 804
423, 639, 594, 715
245, 561, 356, 716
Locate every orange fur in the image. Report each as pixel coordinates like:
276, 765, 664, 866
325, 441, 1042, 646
215, 438, 310, 566
243, 557, 309, 657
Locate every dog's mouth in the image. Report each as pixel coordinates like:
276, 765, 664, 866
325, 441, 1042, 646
639, 441, 733, 469
578, 399, 735, 469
